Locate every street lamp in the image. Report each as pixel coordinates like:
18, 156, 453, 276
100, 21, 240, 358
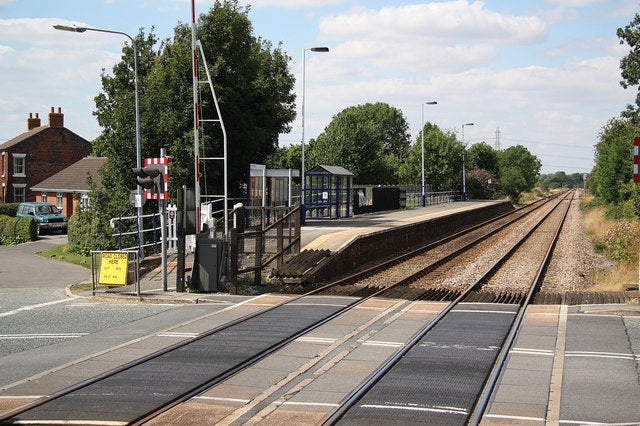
54, 24, 143, 253
421, 101, 437, 207
461, 122, 474, 201
301, 46, 329, 218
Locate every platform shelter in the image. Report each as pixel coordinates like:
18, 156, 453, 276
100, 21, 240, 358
304, 165, 353, 220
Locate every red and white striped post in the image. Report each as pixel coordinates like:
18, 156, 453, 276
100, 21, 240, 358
635, 137, 640, 290
634, 137, 640, 183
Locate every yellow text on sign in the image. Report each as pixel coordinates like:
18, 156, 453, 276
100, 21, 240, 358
98, 252, 129, 285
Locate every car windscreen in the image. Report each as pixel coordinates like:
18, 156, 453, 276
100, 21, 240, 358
36, 205, 58, 214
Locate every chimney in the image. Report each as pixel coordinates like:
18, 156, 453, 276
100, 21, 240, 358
27, 112, 41, 130
48, 107, 64, 128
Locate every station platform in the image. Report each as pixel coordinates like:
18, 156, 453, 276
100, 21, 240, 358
299, 200, 503, 253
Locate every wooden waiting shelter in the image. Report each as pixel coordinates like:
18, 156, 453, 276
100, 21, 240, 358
304, 165, 353, 220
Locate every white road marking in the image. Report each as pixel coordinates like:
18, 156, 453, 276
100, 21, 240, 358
0, 297, 78, 318
0, 333, 88, 339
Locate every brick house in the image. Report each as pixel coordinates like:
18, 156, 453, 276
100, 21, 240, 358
0, 107, 92, 206
31, 156, 107, 218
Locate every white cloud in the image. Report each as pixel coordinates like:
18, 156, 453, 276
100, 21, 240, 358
0, 17, 123, 141
237, 0, 345, 8
319, 1, 547, 45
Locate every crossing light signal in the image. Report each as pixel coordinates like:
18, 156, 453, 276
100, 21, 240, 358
132, 157, 169, 199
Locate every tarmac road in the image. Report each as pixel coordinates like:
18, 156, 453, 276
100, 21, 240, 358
0, 234, 90, 289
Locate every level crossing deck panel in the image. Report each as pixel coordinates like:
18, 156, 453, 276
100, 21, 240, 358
338, 303, 519, 425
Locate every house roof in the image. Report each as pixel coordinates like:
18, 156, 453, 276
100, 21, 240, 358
0, 125, 50, 150
31, 157, 107, 193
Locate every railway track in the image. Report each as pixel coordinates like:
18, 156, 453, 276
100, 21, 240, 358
323, 191, 574, 425
0, 191, 591, 425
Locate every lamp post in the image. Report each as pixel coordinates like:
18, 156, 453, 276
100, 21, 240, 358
421, 101, 437, 207
301, 46, 329, 219
461, 122, 474, 201
54, 24, 143, 253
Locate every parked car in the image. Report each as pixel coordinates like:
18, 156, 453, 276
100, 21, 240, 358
16, 202, 68, 234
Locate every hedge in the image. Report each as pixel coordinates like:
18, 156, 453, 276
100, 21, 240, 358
0, 214, 37, 243
0, 203, 20, 217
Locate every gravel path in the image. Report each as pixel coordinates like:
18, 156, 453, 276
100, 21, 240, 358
541, 192, 612, 292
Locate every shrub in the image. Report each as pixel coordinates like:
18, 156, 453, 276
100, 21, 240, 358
0, 215, 36, 244
598, 219, 640, 263
0, 203, 20, 217
68, 209, 115, 256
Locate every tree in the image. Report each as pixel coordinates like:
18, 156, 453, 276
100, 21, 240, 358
617, 13, 640, 121
139, 0, 296, 199
466, 168, 500, 199
307, 102, 410, 184
265, 143, 301, 171
467, 142, 499, 175
497, 145, 541, 199
501, 167, 527, 201
73, 0, 296, 252
90, 0, 295, 202
592, 118, 637, 203
538, 171, 585, 189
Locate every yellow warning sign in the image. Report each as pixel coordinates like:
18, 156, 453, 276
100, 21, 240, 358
98, 251, 129, 285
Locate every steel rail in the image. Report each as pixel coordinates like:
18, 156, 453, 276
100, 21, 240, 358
322, 190, 573, 425
467, 190, 573, 424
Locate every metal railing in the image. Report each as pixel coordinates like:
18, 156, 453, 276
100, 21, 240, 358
110, 205, 179, 255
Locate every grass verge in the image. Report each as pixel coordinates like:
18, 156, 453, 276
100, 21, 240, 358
36, 243, 91, 269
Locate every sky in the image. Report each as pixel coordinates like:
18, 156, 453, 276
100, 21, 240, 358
0, 0, 638, 175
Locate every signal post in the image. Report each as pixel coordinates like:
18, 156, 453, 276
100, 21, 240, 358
132, 149, 170, 291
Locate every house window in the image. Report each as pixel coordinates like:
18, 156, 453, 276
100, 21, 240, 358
13, 154, 26, 177
56, 193, 63, 209
41, 192, 47, 203
1, 152, 5, 177
13, 183, 26, 202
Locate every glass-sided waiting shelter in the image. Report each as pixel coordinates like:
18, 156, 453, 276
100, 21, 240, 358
304, 165, 353, 219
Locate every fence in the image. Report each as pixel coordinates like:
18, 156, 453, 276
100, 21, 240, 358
403, 189, 462, 208
229, 205, 301, 289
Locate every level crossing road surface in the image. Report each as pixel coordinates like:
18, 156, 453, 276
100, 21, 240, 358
1, 297, 639, 424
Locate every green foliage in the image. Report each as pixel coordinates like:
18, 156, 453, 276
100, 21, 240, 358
398, 123, 464, 190
0, 203, 19, 217
617, 13, 640, 120
467, 142, 499, 175
538, 172, 584, 189
597, 219, 639, 262
67, 177, 124, 255
592, 118, 637, 204
308, 102, 411, 184
265, 143, 302, 171
0, 215, 36, 244
67, 207, 116, 256
500, 167, 527, 202
497, 145, 541, 200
